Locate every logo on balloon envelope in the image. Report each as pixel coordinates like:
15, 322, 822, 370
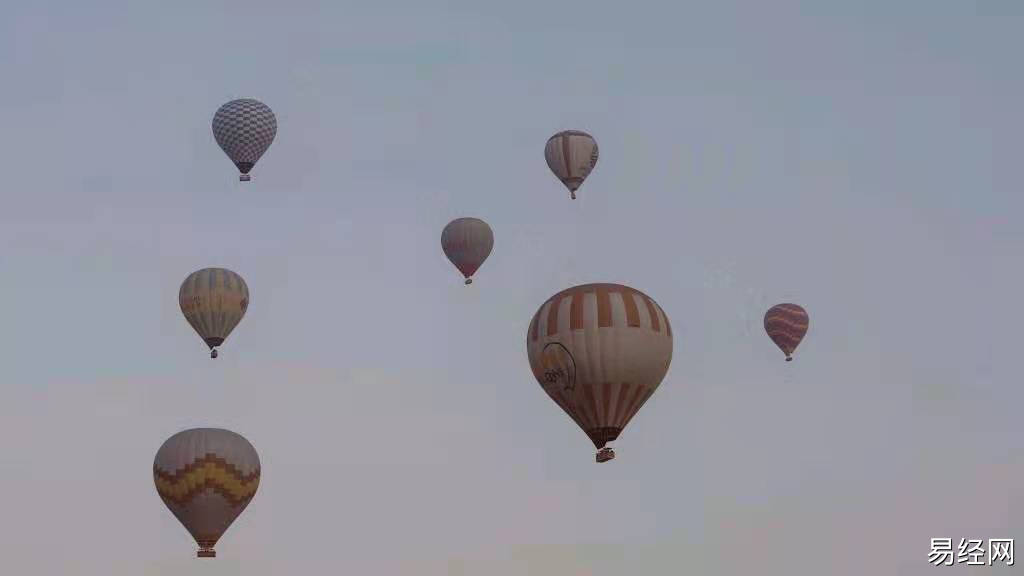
540, 342, 576, 393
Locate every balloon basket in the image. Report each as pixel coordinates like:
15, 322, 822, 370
239, 174, 251, 182
596, 447, 615, 463
197, 549, 216, 558
465, 278, 473, 285
785, 356, 792, 362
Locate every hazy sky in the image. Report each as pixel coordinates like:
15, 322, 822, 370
0, 1, 1020, 574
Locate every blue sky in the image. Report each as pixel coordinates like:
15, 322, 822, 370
0, 1, 1020, 574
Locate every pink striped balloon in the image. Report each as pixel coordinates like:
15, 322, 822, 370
763, 303, 809, 361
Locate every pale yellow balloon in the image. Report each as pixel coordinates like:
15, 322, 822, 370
179, 267, 249, 358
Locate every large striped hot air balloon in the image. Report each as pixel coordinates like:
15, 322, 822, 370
441, 217, 494, 285
212, 98, 277, 182
544, 130, 599, 200
179, 267, 249, 358
763, 303, 809, 361
153, 428, 260, 558
527, 283, 673, 463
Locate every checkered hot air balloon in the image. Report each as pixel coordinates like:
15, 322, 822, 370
179, 267, 249, 359
153, 428, 260, 559
441, 217, 494, 285
526, 283, 673, 463
212, 99, 277, 182
763, 303, 809, 361
544, 130, 599, 200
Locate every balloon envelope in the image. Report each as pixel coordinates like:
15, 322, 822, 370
441, 217, 494, 284
179, 268, 249, 358
153, 428, 260, 558
526, 283, 673, 461
544, 130, 599, 199
763, 303, 809, 361
212, 99, 277, 181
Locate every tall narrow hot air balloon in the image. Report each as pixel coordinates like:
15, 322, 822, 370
764, 303, 809, 361
212, 98, 277, 181
544, 130, 599, 199
179, 267, 249, 359
154, 428, 260, 558
526, 283, 673, 463
441, 217, 494, 285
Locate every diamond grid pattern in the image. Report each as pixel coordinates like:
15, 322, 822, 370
211, 99, 277, 173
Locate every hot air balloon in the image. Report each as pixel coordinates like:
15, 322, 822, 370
212, 99, 277, 181
764, 303, 809, 361
526, 283, 673, 462
179, 268, 249, 359
544, 130, 599, 200
441, 217, 494, 285
153, 428, 260, 558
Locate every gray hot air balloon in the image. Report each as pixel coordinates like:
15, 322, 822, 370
441, 217, 494, 285
544, 130, 599, 200
154, 428, 260, 558
212, 99, 277, 181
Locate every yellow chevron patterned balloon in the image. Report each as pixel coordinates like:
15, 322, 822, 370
179, 267, 249, 358
153, 428, 260, 558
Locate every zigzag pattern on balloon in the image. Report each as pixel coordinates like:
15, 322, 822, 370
154, 455, 260, 508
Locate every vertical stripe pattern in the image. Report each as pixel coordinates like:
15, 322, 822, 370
440, 217, 494, 281
179, 268, 249, 352
526, 283, 673, 451
544, 130, 599, 197
763, 303, 809, 360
